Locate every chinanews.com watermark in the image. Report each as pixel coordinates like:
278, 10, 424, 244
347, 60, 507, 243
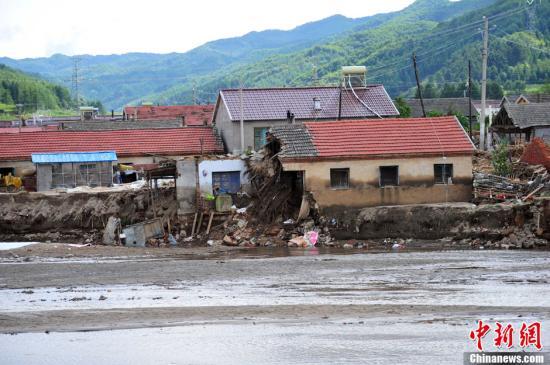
464, 320, 546, 365
464, 352, 547, 365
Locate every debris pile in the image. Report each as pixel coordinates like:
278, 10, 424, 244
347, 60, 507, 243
245, 151, 300, 223
473, 167, 550, 203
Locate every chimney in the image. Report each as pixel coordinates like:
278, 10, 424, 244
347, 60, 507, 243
313, 97, 321, 111
182, 116, 186, 127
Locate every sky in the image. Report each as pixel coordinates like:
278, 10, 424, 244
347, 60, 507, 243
0, 0, 415, 59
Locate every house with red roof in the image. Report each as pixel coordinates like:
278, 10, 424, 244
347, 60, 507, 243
266, 116, 475, 210
0, 127, 224, 191
212, 85, 399, 154
123, 105, 214, 126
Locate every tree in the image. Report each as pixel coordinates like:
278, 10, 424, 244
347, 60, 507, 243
486, 81, 504, 99
88, 100, 106, 114
394, 97, 411, 117
492, 141, 512, 176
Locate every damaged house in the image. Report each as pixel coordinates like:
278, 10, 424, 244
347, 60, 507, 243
257, 116, 475, 217
491, 102, 550, 143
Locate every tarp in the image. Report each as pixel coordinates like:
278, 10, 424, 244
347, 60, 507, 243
31, 151, 117, 164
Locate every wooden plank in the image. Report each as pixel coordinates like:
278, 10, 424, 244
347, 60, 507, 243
206, 212, 214, 234
196, 213, 204, 235
191, 212, 198, 237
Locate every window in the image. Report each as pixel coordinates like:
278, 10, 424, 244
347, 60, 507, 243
253, 127, 269, 151
434, 164, 453, 184
212, 171, 241, 194
380, 166, 399, 187
330, 168, 349, 189
79, 164, 97, 171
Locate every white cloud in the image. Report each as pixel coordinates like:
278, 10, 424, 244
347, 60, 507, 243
0, 0, 414, 59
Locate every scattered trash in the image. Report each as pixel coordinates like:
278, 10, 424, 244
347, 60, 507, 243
168, 234, 177, 246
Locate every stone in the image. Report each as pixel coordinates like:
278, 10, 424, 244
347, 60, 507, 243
222, 235, 237, 246
522, 240, 535, 249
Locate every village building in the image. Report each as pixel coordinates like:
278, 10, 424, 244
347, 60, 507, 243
32, 151, 117, 191
123, 105, 214, 125
491, 102, 550, 143
0, 127, 224, 191
212, 85, 399, 154
265, 116, 475, 213
404, 97, 478, 120
501, 93, 550, 105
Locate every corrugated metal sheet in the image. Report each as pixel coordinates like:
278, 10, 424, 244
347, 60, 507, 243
32, 151, 117, 164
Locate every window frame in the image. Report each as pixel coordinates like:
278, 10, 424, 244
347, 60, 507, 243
253, 127, 269, 151
330, 168, 350, 190
434, 163, 454, 185
379, 166, 399, 187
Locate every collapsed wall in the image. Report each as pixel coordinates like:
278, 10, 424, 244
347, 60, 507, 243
0, 188, 177, 234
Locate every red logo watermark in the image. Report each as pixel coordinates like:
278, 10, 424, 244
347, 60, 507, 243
469, 320, 543, 351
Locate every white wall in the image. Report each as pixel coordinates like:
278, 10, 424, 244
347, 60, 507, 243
198, 159, 249, 194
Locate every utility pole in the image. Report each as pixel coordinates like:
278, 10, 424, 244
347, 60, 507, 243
480, 16, 489, 150
239, 80, 245, 153
412, 53, 426, 117
71, 57, 81, 111
468, 60, 473, 140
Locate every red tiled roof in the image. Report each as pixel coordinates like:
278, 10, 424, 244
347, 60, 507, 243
301, 116, 474, 158
218, 85, 398, 121
123, 105, 214, 125
0, 127, 223, 160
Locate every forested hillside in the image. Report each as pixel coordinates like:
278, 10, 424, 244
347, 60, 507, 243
1, 0, 547, 109
0, 64, 73, 117
0, 0, 497, 109
149, 0, 548, 105
0, 14, 394, 110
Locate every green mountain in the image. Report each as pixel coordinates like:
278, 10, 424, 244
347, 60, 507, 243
0, 14, 396, 110
0, 64, 73, 117
1, 0, 548, 110
151, 0, 549, 104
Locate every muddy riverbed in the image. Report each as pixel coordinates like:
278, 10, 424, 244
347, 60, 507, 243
0, 247, 548, 364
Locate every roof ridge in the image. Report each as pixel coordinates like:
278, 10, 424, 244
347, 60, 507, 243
221, 85, 383, 92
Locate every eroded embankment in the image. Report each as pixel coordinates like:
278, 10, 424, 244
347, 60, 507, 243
0, 188, 177, 234
325, 202, 542, 241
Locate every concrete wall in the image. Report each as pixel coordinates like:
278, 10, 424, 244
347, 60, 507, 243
215, 101, 235, 153
282, 155, 473, 211
0, 160, 34, 176
175, 159, 197, 215
214, 98, 310, 154
36, 164, 52, 192
534, 127, 550, 140
176, 158, 250, 214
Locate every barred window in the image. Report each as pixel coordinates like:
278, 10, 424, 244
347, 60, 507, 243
330, 168, 350, 189
434, 164, 453, 184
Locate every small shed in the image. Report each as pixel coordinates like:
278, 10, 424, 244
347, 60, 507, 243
32, 151, 117, 191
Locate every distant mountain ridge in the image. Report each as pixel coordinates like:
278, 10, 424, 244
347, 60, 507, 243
0, 13, 390, 109
2, 0, 547, 111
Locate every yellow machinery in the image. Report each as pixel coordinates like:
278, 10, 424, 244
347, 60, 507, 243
0, 173, 23, 192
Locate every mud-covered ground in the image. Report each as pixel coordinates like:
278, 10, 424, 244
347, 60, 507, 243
0, 247, 548, 364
